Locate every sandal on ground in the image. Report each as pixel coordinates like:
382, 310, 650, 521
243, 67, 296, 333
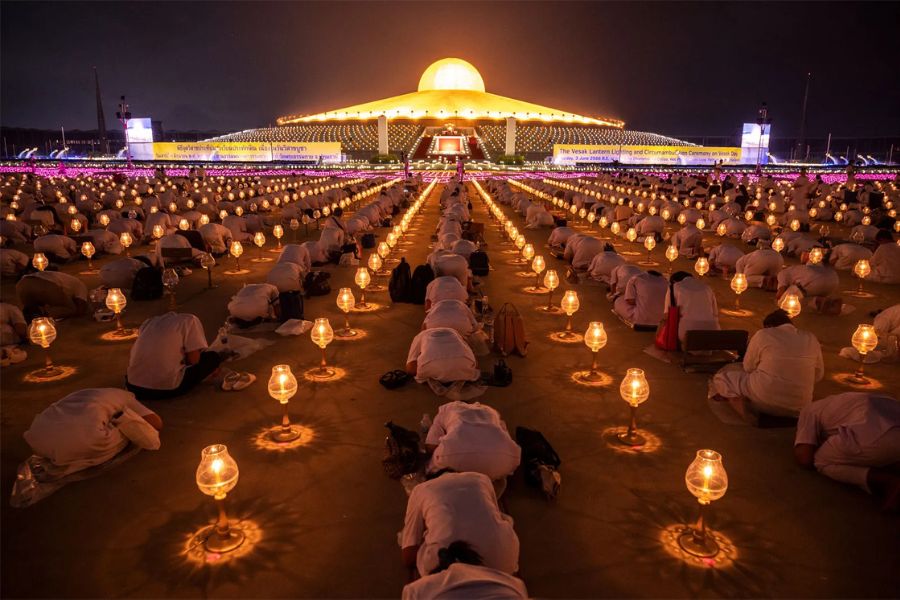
222, 371, 256, 391
7, 347, 27, 364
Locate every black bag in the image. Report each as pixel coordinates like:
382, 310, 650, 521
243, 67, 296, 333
304, 271, 331, 296
130, 256, 163, 301
382, 421, 421, 479
469, 251, 489, 276
388, 258, 413, 303
278, 290, 304, 322
515, 426, 561, 491
553, 216, 568, 227
493, 359, 513, 386
379, 369, 411, 390
409, 264, 435, 305
381, 218, 393, 228
361, 233, 376, 249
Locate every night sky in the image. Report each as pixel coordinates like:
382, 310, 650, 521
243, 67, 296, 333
2, 1, 898, 138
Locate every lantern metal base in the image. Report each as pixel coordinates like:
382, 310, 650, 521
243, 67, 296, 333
203, 526, 246, 554
550, 331, 583, 343
269, 425, 302, 443
335, 328, 359, 338
79, 269, 100, 275
845, 372, 871, 385
538, 305, 562, 314
677, 528, 719, 558
107, 327, 138, 340
616, 430, 647, 447
844, 290, 874, 299
224, 269, 251, 276
268, 247, 284, 253
367, 284, 386, 292
309, 366, 337, 379
620, 250, 641, 256
638, 260, 659, 266
251, 257, 273, 263
574, 369, 607, 384
29, 365, 66, 379
720, 307, 754, 317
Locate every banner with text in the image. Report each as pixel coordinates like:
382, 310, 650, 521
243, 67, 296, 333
150, 141, 342, 163
553, 144, 742, 166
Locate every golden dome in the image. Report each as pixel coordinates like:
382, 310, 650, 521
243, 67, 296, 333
417, 58, 486, 93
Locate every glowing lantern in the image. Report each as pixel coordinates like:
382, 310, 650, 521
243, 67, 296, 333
771, 236, 785, 253
195, 444, 245, 553
32, 252, 49, 272
808, 247, 824, 264
199, 214, 210, 226
531, 255, 546, 290
268, 365, 301, 442
678, 450, 728, 557
335, 287, 357, 337
230, 241, 244, 271
272, 224, 284, 249
98, 214, 110, 228
730, 273, 748, 310
179, 218, 190, 231
81, 241, 97, 271
69, 217, 82, 233
543, 269, 560, 311
694, 257, 710, 277
119, 232, 133, 256
152, 224, 164, 241
577, 321, 608, 383
848, 324, 878, 384
354, 267, 371, 307
27, 317, 63, 377
558, 290, 580, 338
852, 259, 871, 296
105, 288, 133, 337
779, 292, 802, 318
310, 317, 335, 377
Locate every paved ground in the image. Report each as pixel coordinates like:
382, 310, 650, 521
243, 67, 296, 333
2, 180, 899, 598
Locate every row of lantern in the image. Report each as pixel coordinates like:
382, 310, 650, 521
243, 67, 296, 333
474, 180, 730, 558
184, 180, 439, 553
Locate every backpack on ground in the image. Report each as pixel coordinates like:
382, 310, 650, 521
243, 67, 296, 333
388, 257, 413, 303
382, 421, 421, 479
515, 426, 562, 499
493, 303, 529, 357
304, 271, 331, 297
278, 290, 304, 322
409, 264, 435, 305
361, 233, 376, 249
130, 256, 164, 301
469, 251, 490, 277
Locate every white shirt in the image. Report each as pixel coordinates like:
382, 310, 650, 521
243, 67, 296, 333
301, 240, 329, 264
708, 244, 744, 270
426, 401, 521, 479
548, 226, 575, 248
407, 328, 479, 383
402, 564, 528, 600
620, 272, 668, 326
34, 234, 76, 258
423, 299, 478, 337
426, 276, 468, 307
795, 392, 900, 489
588, 251, 626, 282
666, 277, 720, 341
0, 248, 29, 276
874, 304, 900, 338
0, 302, 26, 346
735, 248, 783, 276
742, 324, 824, 412
870, 243, 900, 284
401, 472, 519, 576
227, 283, 278, 321
569, 236, 604, 270
829, 243, 872, 270
777, 264, 840, 297
127, 312, 209, 390
199, 223, 232, 254
278, 244, 312, 272
100, 257, 145, 290
24, 388, 159, 476
266, 262, 303, 293
433, 254, 469, 286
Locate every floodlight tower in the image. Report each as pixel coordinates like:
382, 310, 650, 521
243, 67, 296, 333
116, 95, 132, 168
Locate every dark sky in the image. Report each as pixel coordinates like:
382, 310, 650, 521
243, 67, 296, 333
2, 1, 898, 138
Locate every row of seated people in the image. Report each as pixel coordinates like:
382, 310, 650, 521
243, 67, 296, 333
397, 178, 527, 597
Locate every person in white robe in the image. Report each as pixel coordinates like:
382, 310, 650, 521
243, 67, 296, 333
198, 223, 233, 255
547, 226, 576, 250
450, 238, 477, 260
406, 328, 479, 384
671, 224, 702, 258
707, 244, 744, 274
433, 253, 470, 287
266, 261, 304, 293
829, 243, 873, 270
735, 247, 784, 287
566, 235, 604, 270
400, 471, 519, 577
99, 257, 147, 290
794, 392, 899, 509
222, 214, 252, 242
525, 204, 554, 228
665, 272, 720, 344
874, 304, 900, 339
588, 248, 626, 284
23, 388, 161, 476
613, 271, 668, 327
776, 263, 840, 299
869, 230, 900, 284
34, 234, 77, 261
608, 264, 643, 299
711, 310, 824, 421
422, 298, 488, 354
16, 271, 88, 318
0, 248, 29, 277
402, 561, 528, 600
425, 276, 468, 312
301, 240, 329, 264
425, 401, 521, 480
227, 283, 279, 323
0, 302, 27, 346
278, 243, 311, 272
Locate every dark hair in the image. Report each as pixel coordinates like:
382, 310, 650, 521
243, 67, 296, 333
603, 243, 616, 252
875, 229, 893, 243
333, 207, 343, 217
647, 270, 663, 277
670, 271, 692, 283
425, 468, 455, 481
763, 309, 792, 328
430, 541, 483, 575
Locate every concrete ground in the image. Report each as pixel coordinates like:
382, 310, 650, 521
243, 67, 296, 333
2, 180, 899, 598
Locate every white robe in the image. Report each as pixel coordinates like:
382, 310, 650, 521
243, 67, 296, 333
407, 328, 479, 384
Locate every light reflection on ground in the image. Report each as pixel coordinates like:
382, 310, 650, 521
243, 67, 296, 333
351, 302, 385, 313
601, 426, 663, 454
571, 370, 614, 387
334, 328, 368, 341
23, 365, 77, 383
549, 331, 584, 343
182, 518, 263, 566
302, 366, 347, 382
99, 329, 139, 342
252, 424, 316, 452
659, 523, 737, 569
833, 372, 883, 389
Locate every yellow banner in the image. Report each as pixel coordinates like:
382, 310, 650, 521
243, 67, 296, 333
147, 141, 342, 163
553, 144, 742, 166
